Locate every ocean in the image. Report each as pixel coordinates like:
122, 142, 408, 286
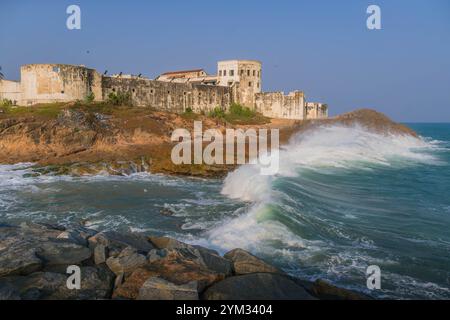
1, 123, 449, 299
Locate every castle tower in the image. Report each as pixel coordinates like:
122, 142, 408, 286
217, 60, 262, 108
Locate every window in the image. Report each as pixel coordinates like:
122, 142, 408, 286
257, 82, 260, 88
230, 70, 234, 76
258, 71, 260, 77
253, 70, 256, 76
219, 70, 222, 76
150, 89, 154, 94
240, 70, 244, 76
112, 88, 116, 92
248, 82, 252, 87
224, 70, 227, 76
61, 90, 65, 94
247, 70, 250, 76
132, 89, 135, 93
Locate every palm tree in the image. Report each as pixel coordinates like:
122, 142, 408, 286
0, 66, 4, 80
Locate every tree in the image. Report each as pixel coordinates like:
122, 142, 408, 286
0, 66, 4, 80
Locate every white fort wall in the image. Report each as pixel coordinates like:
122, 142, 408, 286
0, 62, 328, 120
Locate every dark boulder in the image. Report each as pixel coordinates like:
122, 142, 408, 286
309, 279, 372, 300
203, 273, 315, 300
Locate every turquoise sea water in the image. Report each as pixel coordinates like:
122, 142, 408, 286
0, 123, 449, 299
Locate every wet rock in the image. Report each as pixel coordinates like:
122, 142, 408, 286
147, 247, 226, 292
114, 272, 125, 289
0, 266, 114, 300
149, 237, 232, 276
113, 267, 158, 299
203, 273, 315, 300
94, 244, 108, 265
309, 279, 372, 300
0, 281, 21, 300
18, 222, 63, 239
148, 236, 191, 250
138, 277, 198, 300
197, 249, 232, 276
57, 230, 88, 246
0, 225, 43, 277
106, 247, 147, 276
89, 231, 154, 254
0, 245, 43, 277
147, 249, 165, 263
160, 208, 175, 216
37, 240, 92, 266
224, 248, 281, 275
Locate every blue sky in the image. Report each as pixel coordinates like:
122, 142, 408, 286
1, 0, 449, 122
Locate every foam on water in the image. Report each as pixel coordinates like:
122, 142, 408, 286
1, 124, 449, 299
191, 124, 450, 298
214, 125, 439, 250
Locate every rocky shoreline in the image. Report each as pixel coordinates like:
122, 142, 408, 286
0, 105, 417, 178
0, 222, 371, 300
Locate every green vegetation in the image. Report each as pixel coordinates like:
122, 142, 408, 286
208, 103, 269, 125
84, 92, 95, 103
0, 102, 67, 118
107, 91, 132, 106
208, 106, 226, 119
0, 98, 13, 107
181, 107, 200, 120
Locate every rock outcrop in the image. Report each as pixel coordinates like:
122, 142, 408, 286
224, 248, 281, 275
1, 106, 416, 178
0, 222, 372, 300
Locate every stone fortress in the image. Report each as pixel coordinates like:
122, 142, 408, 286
0, 60, 328, 120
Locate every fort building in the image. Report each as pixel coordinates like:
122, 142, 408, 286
0, 60, 328, 120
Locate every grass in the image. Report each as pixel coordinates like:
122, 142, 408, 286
0, 103, 67, 119
0, 101, 127, 119
0, 101, 269, 125
180, 107, 200, 120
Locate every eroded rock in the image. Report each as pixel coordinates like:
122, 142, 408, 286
89, 231, 154, 254
224, 248, 281, 275
138, 277, 198, 300
106, 246, 147, 276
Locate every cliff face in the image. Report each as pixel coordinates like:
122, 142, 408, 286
0, 106, 417, 177
0, 106, 236, 176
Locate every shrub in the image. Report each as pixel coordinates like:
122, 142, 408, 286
85, 92, 95, 103
181, 106, 199, 120
107, 91, 132, 106
0, 99, 13, 107
209, 106, 225, 119
229, 103, 256, 117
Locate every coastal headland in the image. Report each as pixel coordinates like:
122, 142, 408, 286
0, 102, 416, 178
